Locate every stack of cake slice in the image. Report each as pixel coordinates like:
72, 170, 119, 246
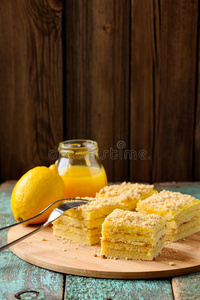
136, 190, 200, 242
53, 183, 157, 245
53, 196, 132, 245
101, 209, 166, 260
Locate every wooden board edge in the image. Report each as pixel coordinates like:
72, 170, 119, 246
8, 245, 200, 279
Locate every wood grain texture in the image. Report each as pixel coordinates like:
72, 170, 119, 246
0, 215, 64, 300
172, 273, 200, 300
65, 276, 173, 300
130, 0, 155, 183
64, 0, 130, 182
194, 5, 200, 181
7, 215, 200, 279
0, 0, 63, 181
130, 0, 198, 183
152, 0, 198, 182
0, 0, 200, 184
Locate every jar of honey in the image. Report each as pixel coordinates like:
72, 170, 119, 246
55, 139, 108, 198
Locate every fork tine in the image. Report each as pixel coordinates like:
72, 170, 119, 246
46, 201, 88, 224
0, 198, 89, 231
0, 200, 88, 252
65, 202, 88, 208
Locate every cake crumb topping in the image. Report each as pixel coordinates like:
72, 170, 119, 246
104, 209, 165, 229
65, 194, 140, 213
137, 190, 200, 212
98, 182, 155, 198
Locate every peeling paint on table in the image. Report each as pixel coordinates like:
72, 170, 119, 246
0, 182, 63, 300
65, 276, 173, 300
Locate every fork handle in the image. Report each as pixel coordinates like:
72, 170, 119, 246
0, 222, 49, 252
0, 199, 65, 231
0, 198, 87, 232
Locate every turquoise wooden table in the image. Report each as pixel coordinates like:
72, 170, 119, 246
1, 181, 200, 300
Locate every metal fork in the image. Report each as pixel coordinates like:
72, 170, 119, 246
0, 199, 88, 252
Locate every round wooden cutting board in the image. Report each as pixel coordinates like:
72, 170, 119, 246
7, 225, 200, 279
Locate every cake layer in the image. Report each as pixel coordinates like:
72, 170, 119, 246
102, 222, 164, 236
53, 227, 100, 245
102, 227, 165, 245
53, 185, 158, 246
53, 183, 158, 247
100, 209, 165, 260
65, 198, 119, 220
136, 190, 200, 242
101, 238, 165, 261
97, 182, 157, 211
102, 209, 165, 233
64, 194, 146, 221
168, 209, 200, 228
165, 217, 200, 242
101, 235, 165, 251
55, 214, 105, 229
53, 197, 131, 244
166, 216, 200, 234
53, 223, 101, 236
137, 190, 200, 219
167, 224, 200, 242
52, 197, 132, 245
100, 246, 164, 260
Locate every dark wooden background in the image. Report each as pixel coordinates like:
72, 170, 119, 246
0, 0, 199, 184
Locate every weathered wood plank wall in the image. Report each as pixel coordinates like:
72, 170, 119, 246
0, 0, 63, 180
0, 0, 199, 183
65, 0, 130, 182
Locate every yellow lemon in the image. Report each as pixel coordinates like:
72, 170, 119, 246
11, 165, 65, 225
49, 164, 58, 172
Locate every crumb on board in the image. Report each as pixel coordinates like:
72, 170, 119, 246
63, 249, 67, 251
162, 248, 178, 257
169, 261, 175, 266
100, 254, 106, 259
41, 237, 46, 241
93, 252, 98, 257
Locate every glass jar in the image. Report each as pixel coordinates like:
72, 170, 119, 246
55, 139, 108, 198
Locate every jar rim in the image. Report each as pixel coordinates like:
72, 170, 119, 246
58, 139, 98, 153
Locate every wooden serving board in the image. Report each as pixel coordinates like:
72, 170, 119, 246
7, 225, 200, 279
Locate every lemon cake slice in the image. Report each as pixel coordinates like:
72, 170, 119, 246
136, 190, 200, 242
52, 194, 144, 245
97, 182, 157, 210
101, 209, 166, 260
